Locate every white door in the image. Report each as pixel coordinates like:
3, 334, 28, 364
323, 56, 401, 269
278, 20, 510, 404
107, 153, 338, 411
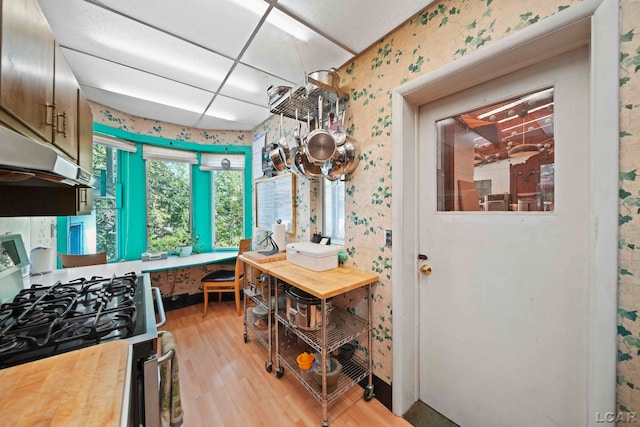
418, 48, 589, 426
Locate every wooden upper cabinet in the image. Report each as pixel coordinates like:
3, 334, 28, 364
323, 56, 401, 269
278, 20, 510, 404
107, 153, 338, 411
0, 0, 55, 142
53, 44, 79, 160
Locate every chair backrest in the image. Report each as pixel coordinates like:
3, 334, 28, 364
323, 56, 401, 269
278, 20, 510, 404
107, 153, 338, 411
58, 252, 108, 268
234, 238, 253, 278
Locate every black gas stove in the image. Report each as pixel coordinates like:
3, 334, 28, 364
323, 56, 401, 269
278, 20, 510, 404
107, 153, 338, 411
0, 272, 145, 369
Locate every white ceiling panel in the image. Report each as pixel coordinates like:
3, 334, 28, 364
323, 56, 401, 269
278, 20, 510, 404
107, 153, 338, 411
40, 0, 235, 93
94, 0, 269, 59
203, 96, 270, 129
195, 114, 256, 132
80, 86, 208, 128
276, 0, 434, 53
38, 0, 431, 131
220, 63, 295, 107
241, 8, 352, 83
61, 48, 214, 114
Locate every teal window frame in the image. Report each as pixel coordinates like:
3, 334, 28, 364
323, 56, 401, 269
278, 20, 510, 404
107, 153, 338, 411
58, 123, 252, 261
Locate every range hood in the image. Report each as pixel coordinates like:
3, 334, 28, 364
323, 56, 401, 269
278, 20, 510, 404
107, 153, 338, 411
0, 125, 93, 187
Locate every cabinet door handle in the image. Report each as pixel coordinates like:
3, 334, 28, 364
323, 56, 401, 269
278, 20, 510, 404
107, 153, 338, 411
55, 111, 67, 137
45, 103, 56, 129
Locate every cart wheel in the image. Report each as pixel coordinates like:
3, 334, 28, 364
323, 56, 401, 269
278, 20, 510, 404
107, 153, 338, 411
364, 384, 375, 401
265, 361, 273, 372
275, 367, 284, 378
321, 420, 329, 427
243, 332, 248, 343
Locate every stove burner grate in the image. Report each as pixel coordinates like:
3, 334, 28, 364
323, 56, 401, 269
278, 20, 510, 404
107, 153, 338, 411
0, 272, 139, 366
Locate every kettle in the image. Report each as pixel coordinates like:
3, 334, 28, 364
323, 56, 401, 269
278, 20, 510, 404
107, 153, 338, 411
30, 247, 54, 274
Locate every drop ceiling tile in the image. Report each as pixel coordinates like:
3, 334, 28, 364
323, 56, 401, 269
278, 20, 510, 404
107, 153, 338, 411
94, 0, 268, 59
221, 64, 296, 108
195, 115, 256, 132
242, 8, 352, 83
38, 0, 432, 131
81, 85, 207, 128
40, 0, 235, 93
63, 49, 213, 114
203, 96, 270, 129
276, 0, 433, 53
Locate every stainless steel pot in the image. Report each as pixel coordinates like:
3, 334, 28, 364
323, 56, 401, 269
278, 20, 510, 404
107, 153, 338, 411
269, 146, 286, 171
285, 285, 331, 330
342, 138, 360, 176
292, 145, 323, 177
321, 144, 346, 181
278, 113, 292, 168
308, 68, 339, 88
331, 97, 346, 146
305, 95, 336, 165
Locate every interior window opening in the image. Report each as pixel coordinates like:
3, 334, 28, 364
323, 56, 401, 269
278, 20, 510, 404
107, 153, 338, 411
436, 87, 555, 212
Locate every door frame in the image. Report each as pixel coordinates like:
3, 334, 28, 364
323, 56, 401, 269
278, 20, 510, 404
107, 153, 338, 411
391, 0, 619, 423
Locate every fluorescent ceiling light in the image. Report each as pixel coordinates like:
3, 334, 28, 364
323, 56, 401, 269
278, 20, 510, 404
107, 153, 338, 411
225, 0, 310, 42
204, 109, 236, 122
101, 84, 206, 113
502, 114, 553, 132
478, 88, 554, 119
225, 0, 267, 16
87, 33, 225, 83
266, 10, 313, 42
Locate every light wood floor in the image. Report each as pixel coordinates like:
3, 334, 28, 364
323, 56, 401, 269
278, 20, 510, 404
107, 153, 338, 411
164, 301, 412, 427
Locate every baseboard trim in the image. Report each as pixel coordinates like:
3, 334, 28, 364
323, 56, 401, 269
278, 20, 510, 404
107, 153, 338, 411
359, 374, 392, 411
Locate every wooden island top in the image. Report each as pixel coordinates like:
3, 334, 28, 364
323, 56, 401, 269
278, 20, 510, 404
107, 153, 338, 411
240, 252, 378, 299
0, 340, 130, 426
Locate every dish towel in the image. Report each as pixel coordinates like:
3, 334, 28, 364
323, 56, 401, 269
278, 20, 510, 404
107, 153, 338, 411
160, 331, 184, 427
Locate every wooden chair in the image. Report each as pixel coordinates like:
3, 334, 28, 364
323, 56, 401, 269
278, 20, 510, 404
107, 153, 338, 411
57, 252, 107, 268
201, 238, 252, 317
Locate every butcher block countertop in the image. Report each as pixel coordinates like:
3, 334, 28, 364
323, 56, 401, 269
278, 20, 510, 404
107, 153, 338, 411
240, 253, 379, 298
240, 250, 287, 265
269, 263, 378, 299
0, 340, 130, 427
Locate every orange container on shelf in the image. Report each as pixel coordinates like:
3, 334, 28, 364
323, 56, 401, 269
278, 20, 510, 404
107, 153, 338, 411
296, 352, 315, 370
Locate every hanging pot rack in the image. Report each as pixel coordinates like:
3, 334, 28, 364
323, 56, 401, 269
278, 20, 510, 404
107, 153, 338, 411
268, 75, 349, 122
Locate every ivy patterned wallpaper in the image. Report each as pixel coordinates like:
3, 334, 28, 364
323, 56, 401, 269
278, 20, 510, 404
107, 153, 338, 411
617, 0, 640, 419
77, 0, 640, 418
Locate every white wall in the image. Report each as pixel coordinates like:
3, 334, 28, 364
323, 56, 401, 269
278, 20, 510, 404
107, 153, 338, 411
0, 217, 57, 272
474, 159, 511, 193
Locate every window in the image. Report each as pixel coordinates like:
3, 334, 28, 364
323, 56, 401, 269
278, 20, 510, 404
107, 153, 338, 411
61, 137, 134, 261
212, 170, 244, 247
93, 142, 118, 259
145, 159, 192, 252
59, 125, 253, 261
201, 153, 245, 248
436, 87, 555, 212
322, 180, 345, 244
